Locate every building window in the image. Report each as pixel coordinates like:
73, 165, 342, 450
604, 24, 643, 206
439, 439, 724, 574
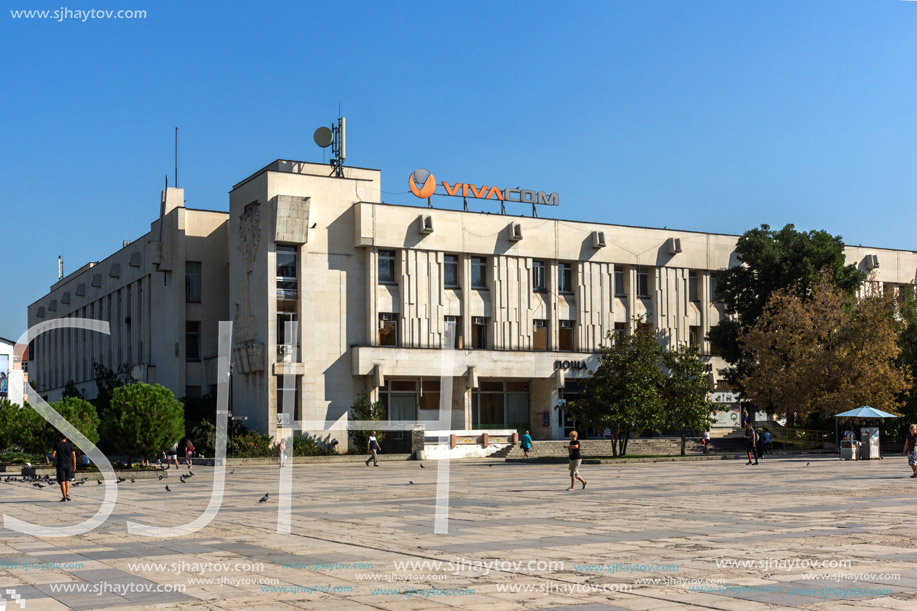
533, 319, 548, 351
471, 256, 487, 289
276, 246, 297, 300
186, 321, 201, 362
559, 320, 574, 351
710, 274, 719, 302
689, 270, 699, 302
277, 299, 298, 358
445, 316, 463, 349
532, 260, 546, 292
444, 254, 459, 288
689, 325, 701, 349
614, 266, 626, 297
276, 379, 300, 422
379, 380, 418, 422
637, 266, 650, 298
418, 380, 441, 415
637, 322, 653, 334
185, 261, 201, 303
614, 322, 626, 339
379, 313, 397, 346
378, 250, 396, 284
558, 263, 573, 294
472, 317, 488, 349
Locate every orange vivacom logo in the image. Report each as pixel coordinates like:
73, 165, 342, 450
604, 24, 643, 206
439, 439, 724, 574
408, 168, 559, 206
409, 169, 436, 198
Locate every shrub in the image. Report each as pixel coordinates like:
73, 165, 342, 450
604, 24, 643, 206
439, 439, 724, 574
105, 383, 185, 460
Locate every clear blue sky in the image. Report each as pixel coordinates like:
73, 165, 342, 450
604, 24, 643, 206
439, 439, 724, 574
3, 1, 917, 341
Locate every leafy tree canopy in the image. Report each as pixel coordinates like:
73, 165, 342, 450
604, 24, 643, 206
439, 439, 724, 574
709, 224, 863, 369
105, 383, 184, 459
739, 274, 910, 420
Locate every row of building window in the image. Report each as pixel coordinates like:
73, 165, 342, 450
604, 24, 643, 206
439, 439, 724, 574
378, 251, 717, 301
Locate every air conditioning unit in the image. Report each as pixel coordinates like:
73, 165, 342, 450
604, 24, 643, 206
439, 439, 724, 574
667, 237, 682, 255
472, 316, 487, 325
420, 215, 434, 234
560, 320, 574, 329
379, 312, 395, 330
509, 223, 523, 242
866, 254, 879, 270
592, 231, 606, 249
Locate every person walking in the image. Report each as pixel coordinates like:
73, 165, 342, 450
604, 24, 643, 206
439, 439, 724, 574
763, 429, 772, 454
365, 431, 381, 467
51, 433, 76, 502
745, 422, 758, 465
702, 429, 711, 454
278, 438, 287, 468
184, 439, 195, 468
903, 424, 917, 478
520, 430, 533, 458
167, 442, 180, 469
564, 431, 587, 490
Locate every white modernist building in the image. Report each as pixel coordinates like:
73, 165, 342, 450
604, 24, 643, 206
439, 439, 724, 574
26, 158, 917, 447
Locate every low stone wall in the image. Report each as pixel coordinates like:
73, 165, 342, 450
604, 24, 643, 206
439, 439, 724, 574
508, 438, 703, 457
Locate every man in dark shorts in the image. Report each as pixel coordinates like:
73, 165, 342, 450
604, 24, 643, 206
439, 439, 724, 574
744, 422, 758, 465
52, 433, 76, 502
563, 431, 587, 490
903, 424, 917, 478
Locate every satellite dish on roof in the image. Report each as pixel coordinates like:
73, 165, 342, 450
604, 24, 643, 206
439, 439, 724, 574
313, 126, 333, 148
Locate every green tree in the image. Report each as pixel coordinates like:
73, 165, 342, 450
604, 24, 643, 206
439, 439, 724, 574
13, 404, 51, 457
709, 224, 863, 386
105, 383, 185, 462
561, 324, 665, 456
92, 362, 135, 420
0, 399, 21, 452
62, 379, 83, 399
662, 345, 714, 455
31, 397, 102, 455
350, 391, 385, 452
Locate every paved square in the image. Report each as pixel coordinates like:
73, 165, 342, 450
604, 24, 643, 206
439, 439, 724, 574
1, 455, 916, 610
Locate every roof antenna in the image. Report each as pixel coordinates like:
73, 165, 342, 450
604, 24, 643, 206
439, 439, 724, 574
174, 127, 179, 188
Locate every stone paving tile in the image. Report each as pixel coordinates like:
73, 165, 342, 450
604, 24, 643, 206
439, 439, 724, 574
3, 456, 917, 609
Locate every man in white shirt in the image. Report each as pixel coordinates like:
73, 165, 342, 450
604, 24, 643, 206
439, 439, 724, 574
365, 432, 381, 467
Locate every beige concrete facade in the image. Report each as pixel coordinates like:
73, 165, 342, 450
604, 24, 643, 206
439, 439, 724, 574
24, 158, 917, 447
26, 188, 229, 402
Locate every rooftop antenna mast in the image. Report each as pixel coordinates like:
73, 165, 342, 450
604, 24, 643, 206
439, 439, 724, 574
58, 255, 63, 280
174, 127, 179, 188
313, 113, 346, 178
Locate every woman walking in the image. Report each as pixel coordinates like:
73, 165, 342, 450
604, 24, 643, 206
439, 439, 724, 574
184, 439, 195, 468
564, 431, 587, 491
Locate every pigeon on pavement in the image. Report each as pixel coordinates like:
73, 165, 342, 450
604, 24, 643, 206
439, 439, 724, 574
259, 493, 269, 503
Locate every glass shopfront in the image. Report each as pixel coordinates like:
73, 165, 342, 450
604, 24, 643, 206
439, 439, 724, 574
471, 381, 530, 431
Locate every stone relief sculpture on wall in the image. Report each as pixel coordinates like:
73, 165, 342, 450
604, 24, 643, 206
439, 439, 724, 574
234, 202, 260, 346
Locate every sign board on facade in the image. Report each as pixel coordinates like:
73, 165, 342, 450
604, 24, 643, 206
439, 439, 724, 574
409, 169, 559, 206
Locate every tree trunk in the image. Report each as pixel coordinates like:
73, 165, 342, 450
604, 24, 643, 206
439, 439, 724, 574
621, 426, 630, 456
680, 429, 686, 456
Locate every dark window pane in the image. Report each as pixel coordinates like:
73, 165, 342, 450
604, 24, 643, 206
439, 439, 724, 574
533, 261, 545, 291
379, 315, 397, 346
379, 250, 396, 284
185, 261, 201, 303
471, 257, 487, 289
444, 255, 459, 288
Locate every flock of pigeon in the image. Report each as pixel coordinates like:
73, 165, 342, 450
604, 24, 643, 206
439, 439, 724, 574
5, 462, 430, 503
